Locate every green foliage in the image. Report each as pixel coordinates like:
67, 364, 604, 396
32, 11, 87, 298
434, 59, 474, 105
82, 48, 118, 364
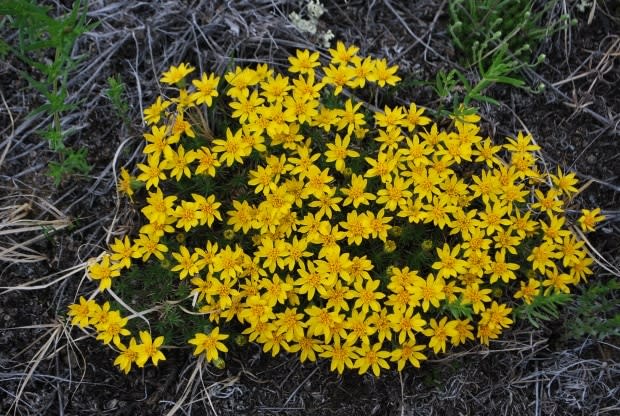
444, 297, 473, 320
48, 148, 90, 186
432, 47, 541, 113
565, 278, 620, 341
441, 0, 570, 112
105, 75, 131, 126
514, 291, 572, 328
448, 0, 570, 67
0, 0, 95, 184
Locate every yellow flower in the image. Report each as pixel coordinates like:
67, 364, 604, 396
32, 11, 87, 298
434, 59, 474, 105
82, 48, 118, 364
95, 310, 130, 345
229, 88, 264, 124
411, 167, 442, 202
403, 102, 431, 131
308, 187, 342, 219
188, 328, 229, 362
376, 175, 413, 211
486, 250, 520, 284
322, 64, 356, 95
287, 332, 323, 363
212, 128, 251, 166
260, 73, 292, 103
504, 131, 540, 153
143, 96, 171, 125
391, 339, 427, 371
224, 66, 260, 99
87, 255, 121, 291
364, 150, 400, 183
551, 167, 579, 195
168, 112, 195, 140
114, 337, 139, 374
191, 72, 220, 106
578, 208, 605, 232
88, 301, 111, 326
432, 243, 468, 279
288, 49, 320, 75
133, 233, 168, 262
135, 331, 166, 367
351, 278, 385, 313
514, 278, 541, 304
319, 339, 358, 374
117, 168, 135, 199
162, 145, 196, 181
461, 283, 492, 314
295, 260, 327, 301
366, 209, 393, 242
354, 342, 390, 376
67, 296, 96, 328
424, 317, 459, 354
212, 245, 245, 280
282, 93, 319, 124
383, 239, 397, 253
324, 133, 359, 172
315, 249, 352, 283
482, 301, 513, 330
477, 201, 511, 236
532, 188, 564, 215
160, 63, 195, 85
349, 55, 375, 88
143, 125, 170, 158
335, 99, 366, 135
192, 194, 222, 228
226, 200, 255, 234
260, 273, 293, 307
542, 266, 573, 294
411, 273, 446, 312
329, 41, 359, 65
141, 188, 177, 224
527, 241, 560, 274
473, 138, 503, 167
136, 154, 166, 190
388, 308, 426, 344
367, 58, 401, 86
108, 236, 137, 270
451, 319, 475, 346
171, 245, 201, 279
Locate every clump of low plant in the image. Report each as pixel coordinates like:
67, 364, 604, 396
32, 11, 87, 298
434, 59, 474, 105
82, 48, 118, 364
0, 0, 94, 185
437, 0, 572, 111
105, 75, 131, 128
68, 42, 604, 376
565, 277, 620, 341
448, 0, 571, 68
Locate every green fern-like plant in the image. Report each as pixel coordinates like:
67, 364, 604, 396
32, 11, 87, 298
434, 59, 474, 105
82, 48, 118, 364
514, 291, 573, 328
0, 0, 96, 185
565, 278, 620, 341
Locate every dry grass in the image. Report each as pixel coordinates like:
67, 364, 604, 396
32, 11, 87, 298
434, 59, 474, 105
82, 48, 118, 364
0, 196, 71, 265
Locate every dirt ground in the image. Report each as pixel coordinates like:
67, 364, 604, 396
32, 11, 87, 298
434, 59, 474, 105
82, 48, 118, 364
1, 1, 619, 415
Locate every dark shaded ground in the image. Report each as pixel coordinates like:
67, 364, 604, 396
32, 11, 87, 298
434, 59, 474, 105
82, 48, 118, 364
1, 1, 619, 415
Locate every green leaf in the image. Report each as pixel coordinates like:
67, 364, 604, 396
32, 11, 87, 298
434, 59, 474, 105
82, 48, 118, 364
514, 292, 572, 329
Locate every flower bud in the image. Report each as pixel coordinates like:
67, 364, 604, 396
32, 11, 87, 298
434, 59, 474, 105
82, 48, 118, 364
212, 357, 226, 369
234, 334, 248, 346
389, 225, 403, 237
383, 240, 396, 253
421, 239, 434, 252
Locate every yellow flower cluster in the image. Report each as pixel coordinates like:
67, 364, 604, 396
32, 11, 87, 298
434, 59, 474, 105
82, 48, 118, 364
72, 42, 604, 376
67, 297, 165, 373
